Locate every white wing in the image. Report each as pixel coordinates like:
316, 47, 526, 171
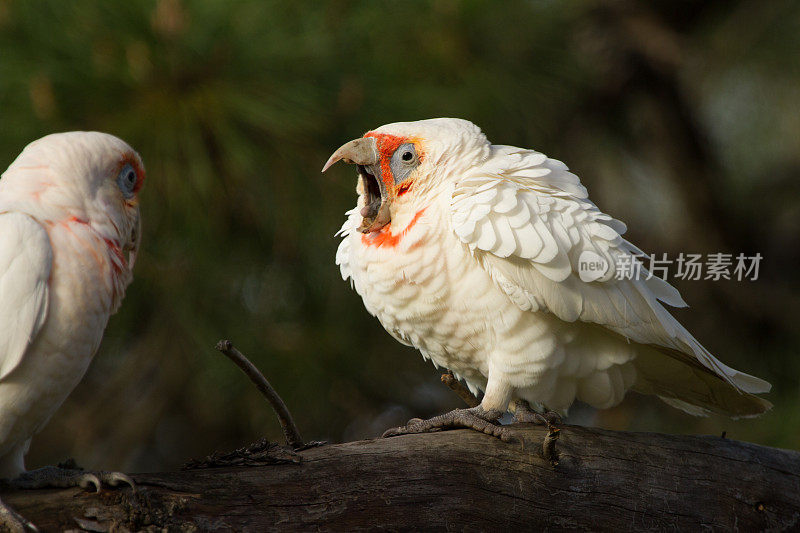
0, 212, 52, 380
451, 145, 769, 395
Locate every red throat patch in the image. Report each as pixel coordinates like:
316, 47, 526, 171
361, 209, 426, 249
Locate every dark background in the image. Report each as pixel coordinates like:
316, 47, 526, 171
0, 0, 797, 473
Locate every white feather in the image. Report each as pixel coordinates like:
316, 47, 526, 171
0, 213, 51, 380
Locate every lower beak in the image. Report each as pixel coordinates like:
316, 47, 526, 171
357, 167, 392, 233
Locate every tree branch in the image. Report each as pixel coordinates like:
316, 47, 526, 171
2, 425, 798, 531
214, 340, 304, 449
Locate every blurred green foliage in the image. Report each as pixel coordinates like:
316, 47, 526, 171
0, 0, 797, 471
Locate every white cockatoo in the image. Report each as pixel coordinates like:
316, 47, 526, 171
0, 132, 143, 490
324, 118, 770, 439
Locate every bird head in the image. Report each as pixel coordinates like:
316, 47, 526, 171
323, 118, 490, 233
1, 131, 145, 269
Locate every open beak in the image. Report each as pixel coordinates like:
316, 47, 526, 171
322, 137, 392, 233
123, 214, 141, 270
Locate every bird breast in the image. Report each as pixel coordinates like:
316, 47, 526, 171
344, 205, 504, 379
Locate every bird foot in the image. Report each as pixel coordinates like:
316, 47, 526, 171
0, 461, 136, 533
0, 466, 135, 531
7, 466, 134, 493
382, 406, 513, 442
511, 399, 562, 427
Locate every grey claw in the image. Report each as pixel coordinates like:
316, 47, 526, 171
511, 400, 562, 428
76, 473, 102, 492
99, 472, 135, 490
381, 427, 402, 438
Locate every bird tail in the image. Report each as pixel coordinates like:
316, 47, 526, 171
632, 343, 772, 418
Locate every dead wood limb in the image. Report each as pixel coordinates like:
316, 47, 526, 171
214, 340, 304, 449
440, 371, 480, 407
3, 425, 799, 531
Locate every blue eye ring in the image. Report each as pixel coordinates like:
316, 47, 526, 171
398, 144, 417, 164
389, 143, 420, 184
117, 163, 137, 198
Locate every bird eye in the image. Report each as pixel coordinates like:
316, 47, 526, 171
390, 143, 419, 184
396, 144, 417, 165
117, 163, 137, 199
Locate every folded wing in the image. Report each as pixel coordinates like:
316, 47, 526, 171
0, 212, 52, 381
450, 145, 770, 414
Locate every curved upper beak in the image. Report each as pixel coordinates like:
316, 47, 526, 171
322, 136, 393, 233
321, 137, 379, 172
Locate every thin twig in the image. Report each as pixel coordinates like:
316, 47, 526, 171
215, 340, 304, 449
440, 371, 480, 408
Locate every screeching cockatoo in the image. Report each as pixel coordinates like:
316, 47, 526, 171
324, 118, 770, 439
0, 132, 143, 489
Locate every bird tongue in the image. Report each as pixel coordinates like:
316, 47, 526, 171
360, 194, 383, 218
358, 199, 392, 233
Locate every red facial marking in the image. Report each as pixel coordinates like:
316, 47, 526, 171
361, 209, 426, 249
365, 132, 405, 192
397, 182, 413, 196
364, 132, 423, 195
118, 153, 146, 195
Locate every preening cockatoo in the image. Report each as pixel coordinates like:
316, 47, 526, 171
0, 132, 143, 490
325, 118, 770, 439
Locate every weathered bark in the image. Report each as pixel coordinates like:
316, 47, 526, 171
2, 425, 799, 531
